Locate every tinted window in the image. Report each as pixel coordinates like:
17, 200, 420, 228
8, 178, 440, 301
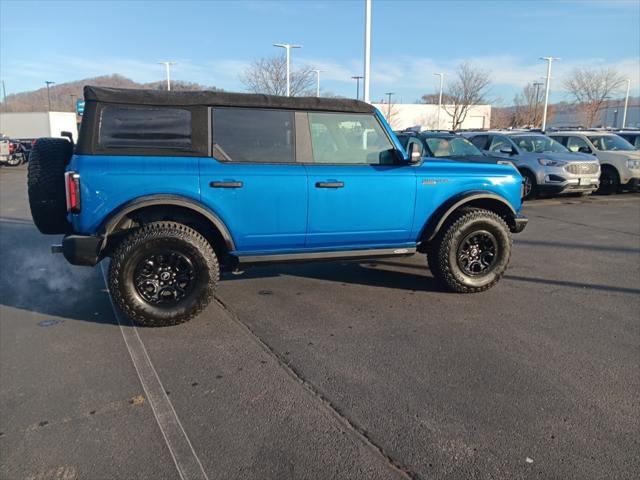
588, 135, 635, 151
512, 135, 568, 153
212, 108, 294, 163
308, 112, 395, 165
489, 135, 513, 152
469, 135, 489, 150
99, 105, 192, 149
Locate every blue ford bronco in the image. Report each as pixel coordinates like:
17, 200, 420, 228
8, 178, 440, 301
27, 86, 527, 327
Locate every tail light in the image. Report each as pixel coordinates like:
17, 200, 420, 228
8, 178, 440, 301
65, 171, 81, 213
8, 143, 14, 154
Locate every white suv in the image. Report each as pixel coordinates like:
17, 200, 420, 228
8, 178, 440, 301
549, 131, 640, 194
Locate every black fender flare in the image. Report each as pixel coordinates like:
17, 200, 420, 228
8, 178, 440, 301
421, 191, 517, 242
100, 194, 235, 251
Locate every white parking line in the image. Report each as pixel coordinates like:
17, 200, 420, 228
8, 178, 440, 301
100, 263, 209, 480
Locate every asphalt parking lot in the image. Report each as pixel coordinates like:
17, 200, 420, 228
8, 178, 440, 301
1, 164, 638, 480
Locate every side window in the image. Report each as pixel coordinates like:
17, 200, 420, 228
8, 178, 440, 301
307, 112, 395, 165
212, 108, 294, 163
469, 135, 488, 150
566, 136, 591, 153
406, 137, 425, 156
99, 105, 192, 149
489, 135, 513, 152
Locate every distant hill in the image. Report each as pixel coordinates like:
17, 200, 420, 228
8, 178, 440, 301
0, 74, 223, 112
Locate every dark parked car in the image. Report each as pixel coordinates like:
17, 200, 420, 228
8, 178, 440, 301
615, 130, 640, 149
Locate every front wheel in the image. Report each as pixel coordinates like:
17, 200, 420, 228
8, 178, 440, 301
596, 166, 620, 195
108, 222, 219, 327
521, 170, 537, 200
427, 209, 512, 293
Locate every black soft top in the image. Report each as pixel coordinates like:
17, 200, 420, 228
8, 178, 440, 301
83, 86, 375, 114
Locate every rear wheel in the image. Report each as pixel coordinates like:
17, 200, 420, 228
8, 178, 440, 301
6, 153, 24, 166
427, 209, 512, 293
108, 222, 219, 327
597, 166, 620, 195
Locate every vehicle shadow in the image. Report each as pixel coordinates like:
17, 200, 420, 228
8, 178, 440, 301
0, 219, 117, 324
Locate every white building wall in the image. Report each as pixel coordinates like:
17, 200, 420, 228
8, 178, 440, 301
0, 112, 78, 141
372, 104, 491, 131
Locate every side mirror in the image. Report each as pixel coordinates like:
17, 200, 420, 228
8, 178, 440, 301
408, 142, 422, 164
499, 146, 514, 155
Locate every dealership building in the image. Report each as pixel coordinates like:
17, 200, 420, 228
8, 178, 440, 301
372, 103, 491, 131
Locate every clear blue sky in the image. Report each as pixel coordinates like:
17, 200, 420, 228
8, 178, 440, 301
1, 0, 638, 104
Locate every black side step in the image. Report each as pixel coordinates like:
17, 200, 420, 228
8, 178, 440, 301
234, 247, 417, 266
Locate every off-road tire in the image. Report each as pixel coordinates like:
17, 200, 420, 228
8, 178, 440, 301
108, 222, 219, 327
427, 209, 512, 293
27, 138, 73, 234
596, 166, 620, 195
521, 170, 537, 200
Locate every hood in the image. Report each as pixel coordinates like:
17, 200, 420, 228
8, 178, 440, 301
535, 151, 598, 162
597, 149, 640, 161
423, 154, 499, 164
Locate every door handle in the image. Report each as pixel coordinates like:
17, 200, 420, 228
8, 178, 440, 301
210, 181, 243, 188
315, 181, 344, 188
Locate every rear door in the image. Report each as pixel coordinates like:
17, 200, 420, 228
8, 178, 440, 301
303, 111, 417, 248
199, 108, 307, 253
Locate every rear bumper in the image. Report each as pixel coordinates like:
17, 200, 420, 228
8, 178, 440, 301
55, 234, 103, 266
510, 214, 528, 234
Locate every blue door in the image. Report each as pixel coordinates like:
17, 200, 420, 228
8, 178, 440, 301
199, 108, 307, 253
304, 112, 417, 249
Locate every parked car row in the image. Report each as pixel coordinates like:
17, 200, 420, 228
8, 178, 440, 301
395, 128, 640, 199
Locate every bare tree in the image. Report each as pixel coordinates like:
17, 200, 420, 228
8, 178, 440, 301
563, 67, 625, 127
241, 55, 315, 97
441, 63, 491, 131
513, 82, 545, 127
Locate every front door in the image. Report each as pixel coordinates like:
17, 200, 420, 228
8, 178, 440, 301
199, 107, 307, 253
304, 111, 416, 248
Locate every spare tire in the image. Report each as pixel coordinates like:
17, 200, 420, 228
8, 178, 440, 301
28, 138, 73, 234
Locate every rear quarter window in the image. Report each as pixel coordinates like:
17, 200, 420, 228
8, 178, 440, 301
99, 105, 192, 150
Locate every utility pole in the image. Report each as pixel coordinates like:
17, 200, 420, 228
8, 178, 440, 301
434, 73, 444, 129
45, 81, 55, 111
351, 75, 363, 100
539, 56, 560, 132
385, 92, 394, 120
622, 78, 631, 129
158, 62, 177, 91
532, 80, 544, 127
363, 0, 371, 103
312, 70, 322, 97
273, 43, 302, 97
1, 80, 6, 111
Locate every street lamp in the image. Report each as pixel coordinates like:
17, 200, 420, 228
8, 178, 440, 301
273, 43, 302, 97
384, 92, 394, 119
158, 62, 177, 91
539, 56, 560, 131
363, 0, 371, 103
312, 70, 322, 97
351, 75, 363, 100
45, 81, 55, 111
622, 79, 631, 129
434, 73, 444, 129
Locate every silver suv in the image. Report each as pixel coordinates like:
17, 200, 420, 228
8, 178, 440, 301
548, 131, 640, 194
463, 131, 600, 199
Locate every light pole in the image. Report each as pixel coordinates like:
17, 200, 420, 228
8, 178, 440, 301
273, 43, 302, 97
45, 81, 55, 111
434, 72, 444, 129
351, 75, 363, 100
1, 80, 6, 111
622, 78, 631, 129
158, 62, 177, 91
385, 92, 394, 120
363, 0, 371, 103
312, 70, 322, 97
540, 56, 560, 132
532, 80, 544, 127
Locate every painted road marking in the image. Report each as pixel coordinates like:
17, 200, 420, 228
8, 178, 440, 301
100, 263, 209, 480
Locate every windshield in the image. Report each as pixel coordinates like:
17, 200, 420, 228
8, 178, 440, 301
424, 137, 482, 158
512, 135, 568, 153
588, 135, 636, 151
